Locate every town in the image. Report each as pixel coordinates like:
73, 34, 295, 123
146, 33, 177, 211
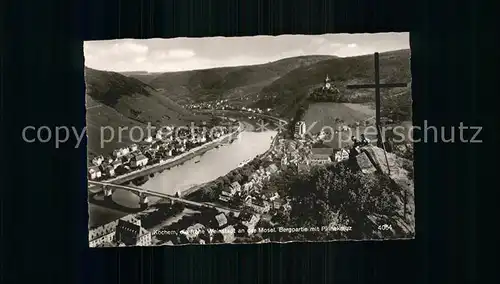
185, 100, 273, 115
87, 117, 240, 183
88, 107, 366, 247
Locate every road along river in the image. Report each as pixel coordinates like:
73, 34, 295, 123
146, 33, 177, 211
88, 125, 277, 227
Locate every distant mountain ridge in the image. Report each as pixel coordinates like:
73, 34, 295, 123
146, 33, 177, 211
120, 71, 151, 76
124, 49, 410, 118
254, 49, 411, 117
126, 55, 336, 105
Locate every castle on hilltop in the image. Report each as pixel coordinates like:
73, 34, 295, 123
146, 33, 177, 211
308, 74, 341, 102
322, 74, 333, 91
321, 74, 339, 93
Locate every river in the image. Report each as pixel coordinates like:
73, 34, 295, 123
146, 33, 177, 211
88, 129, 276, 227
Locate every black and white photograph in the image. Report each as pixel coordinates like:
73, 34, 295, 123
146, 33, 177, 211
85, 33, 415, 247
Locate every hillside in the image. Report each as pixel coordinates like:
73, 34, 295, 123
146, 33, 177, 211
300, 102, 375, 149
267, 145, 415, 241
85, 67, 207, 157
253, 49, 411, 117
126, 50, 410, 122
126, 55, 335, 105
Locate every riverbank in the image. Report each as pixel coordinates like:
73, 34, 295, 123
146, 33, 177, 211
89, 122, 245, 192
259, 133, 279, 159
88, 128, 275, 227
196, 109, 286, 124
184, 133, 281, 203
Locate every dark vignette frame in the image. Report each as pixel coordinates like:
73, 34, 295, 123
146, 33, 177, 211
1, 0, 484, 283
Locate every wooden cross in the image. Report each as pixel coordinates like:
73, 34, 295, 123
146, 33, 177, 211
347, 52, 408, 147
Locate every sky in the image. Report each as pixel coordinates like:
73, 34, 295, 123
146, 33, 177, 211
84, 32, 409, 73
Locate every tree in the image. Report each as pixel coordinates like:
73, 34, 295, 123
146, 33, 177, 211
233, 173, 243, 183
210, 116, 223, 127
171, 202, 185, 213
221, 176, 230, 185
233, 223, 248, 238
201, 184, 220, 201
213, 179, 223, 189
274, 161, 402, 240
211, 232, 224, 243
272, 210, 290, 225
231, 194, 244, 208
239, 167, 254, 182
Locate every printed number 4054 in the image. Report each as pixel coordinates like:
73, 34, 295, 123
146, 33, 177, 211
378, 224, 392, 231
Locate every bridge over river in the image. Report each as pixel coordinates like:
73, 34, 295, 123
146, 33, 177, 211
89, 180, 240, 215
88, 116, 279, 226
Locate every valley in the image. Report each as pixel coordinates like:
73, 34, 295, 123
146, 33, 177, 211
124, 50, 411, 120
85, 67, 209, 157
